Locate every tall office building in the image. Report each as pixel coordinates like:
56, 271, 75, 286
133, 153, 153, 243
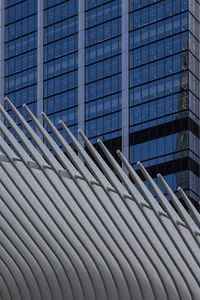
0, 0, 200, 210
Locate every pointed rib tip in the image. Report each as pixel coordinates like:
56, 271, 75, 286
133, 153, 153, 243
78, 129, 84, 136
177, 187, 182, 192
157, 173, 161, 178
116, 149, 121, 155
59, 120, 66, 129
23, 103, 27, 108
137, 161, 142, 166
97, 138, 102, 144
4, 96, 11, 105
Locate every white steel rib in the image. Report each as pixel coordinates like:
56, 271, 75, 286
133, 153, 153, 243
0, 98, 199, 300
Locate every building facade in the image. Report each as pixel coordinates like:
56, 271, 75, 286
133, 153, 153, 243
0, 0, 200, 209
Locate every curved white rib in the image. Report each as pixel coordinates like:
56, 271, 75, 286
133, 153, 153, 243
0, 99, 199, 300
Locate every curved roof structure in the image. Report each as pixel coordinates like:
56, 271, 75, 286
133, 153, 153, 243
0, 98, 200, 300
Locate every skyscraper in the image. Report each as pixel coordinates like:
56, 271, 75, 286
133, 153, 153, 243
1, 0, 199, 210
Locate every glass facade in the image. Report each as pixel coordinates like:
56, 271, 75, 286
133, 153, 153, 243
129, 0, 200, 205
44, 0, 78, 141
85, 0, 122, 146
1, 0, 200, 209
5, 0, 37, 130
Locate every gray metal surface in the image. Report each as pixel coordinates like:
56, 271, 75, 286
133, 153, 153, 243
0, 98, 200, 300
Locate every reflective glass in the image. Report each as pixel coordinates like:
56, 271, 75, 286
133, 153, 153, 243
85, 0, 122, 141
5, 0, 37, 124
43, 0, 78, 136
129, 0, 200, 202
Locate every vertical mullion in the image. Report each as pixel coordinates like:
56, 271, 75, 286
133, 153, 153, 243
122, 0, 129, 169
78, 0, 85, 145
0, 0, 5, 114
37, 0, 44, 124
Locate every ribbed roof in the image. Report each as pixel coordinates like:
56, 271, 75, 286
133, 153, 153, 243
0, 97, 200, 300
